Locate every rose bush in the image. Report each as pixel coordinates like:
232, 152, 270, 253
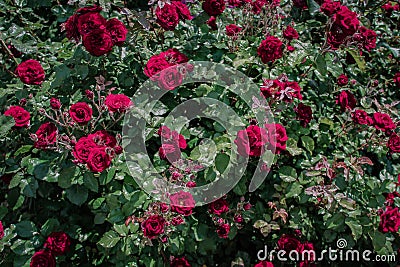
0, 0, 399, 266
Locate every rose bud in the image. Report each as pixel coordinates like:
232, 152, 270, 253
50, 98, 61, 110
243, 203, 252, 210
85, 90, 94, 100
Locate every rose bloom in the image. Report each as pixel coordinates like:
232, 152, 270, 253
217, 223, 230, 238
73, 137, 98, 163
260, 79, 284, 99
354, 26, 377, 51
202, 0, 226, 16
171, 216, 184, 226
4, 106, 30, 128
77, 12, 106, 36
320, 0, 341, 16
50, 98, 61, 110
327, 24, 348, 49
69, 102, 92, 124
295, 103, 313, 127
282, 81, 303, 101
277, 234, 302, 253
337, 74, 348, 86
15, 59, 45, 85
265, 123, 288, 154
144, 49, 188, 78
0, 221, 4, 240
372, 112, 396, 131
34, 122, 58, 149
293, 0, 307, 9
352, 110, 372, 125
333, 6, 360, 36
207, 16, 218, 30
171, 257, 191, 267
170, 191, 195, 216
379, 206, 400, 233
254, 261, 274, 267
63, 14, 80, 42
208, 198, 229, 215
88, 130, 117, 148
30, 250, 56, 267
283, 26, 299, 41
86, 147, 112, 172
159, 142, 181, 162
387, 134, 400, 153
394, 73, 400, 88
82, 29, 114, 56
156, 3, 179, 30
234, 125, 268, 157
105, 94, 132, 112
228, 0, 245, 7
226, 24, 242, 38
157, 66, 184, 90
44, 232, 71, 256
141, 215, 166, 239
258, 36, 283, 64
106, 18, 127, 46
336, 90, 356, 111
173, 1, 192, 21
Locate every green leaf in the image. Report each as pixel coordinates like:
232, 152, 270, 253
20, 177, 38, 198
0, 115, 15, 137
346, 48, 366, 71
370, 231, 386, 252
83, 172, 99, 193
345, 219, 362, 240
215, 153, 229, 174
301, 136, 315, 153
98, 230, 121, 248
15, 221, 35, 238
314, 54, 327, 76
326, 213, 345, 230
10, 239, 34, 255
307, 0, 320, 16
40, 218, 60, 237
58, 166, 76, 189
66, 185, 88, 206
285, 183, 303, 198
279, 166, 297, 182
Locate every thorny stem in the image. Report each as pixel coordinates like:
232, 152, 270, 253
0, 37, 19, 65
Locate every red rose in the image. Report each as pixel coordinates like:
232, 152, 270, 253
15, 59, 45, 85
63, 14, 80, 42
336, 90, 356, 111
157, 66, 184, 90
172, 1, 193, 20
320, 0, 341, 16
156, 3, 180, 31
327, 24, 348, 49
388, 134, 400, 153
208, 198, 229, 215
283, 26, 299, 40
171, 216, 184, 226
202, 0, 226, 16
352, 110, 372, 125
0, 221, 4, 240
162, 48, 189, 65
82, 29, 113, 56
159, 143, 181, 162
282, 81, 303, 101
354, 26, 377, 51
254, 261, 274, 267
337, 74, 348, 86
295, 103, 313, 127
30, 250, 56, 267
144, 55, 170, 78
234, 125, 268, 157
34, 122, 58, 149
88, 130, 117, 148
106, 18, 127, 46
86, 147, 111, 172
158, 125, 172, 139
158, 126, 187, 162
170, 191, 195, 216
394, 73, 400, 88
207, 16, 218, 30
217, 223, 230, 238
333, 6, 359, 36
142, 215, 166, 239
277, 234, 302, 253
69, 102, 92, 124
50, 98, 61, 110
44, 232, 71, 256
228, 0, 245, 7
73, 137, 98, 163
171, 257, 191, 267
293, 0, 307, 9
260, 79, 284, 99
379, 206, 400, 233
299, 241, 315, 265
265, 123, 288, 154
372, 112, 396, 131
105, 94, 132, 112
226, 24, 242, 38
257, 36, 283, 64
186, 181, 196, 187
77, 12, 106, 36
4, 106, 30, 128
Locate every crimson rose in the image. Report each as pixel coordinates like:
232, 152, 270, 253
203, 0, 226, 16
34, 122, 58, 149
277, 234, 302, 253
208, 198, 229, 215
394, 73, 400, 88
86, 147, 112, 172
170, 191, 195, 216
257, 36, 283, 64
105, 94, 132, 112
337, 74, 348, 86
336, 90, 356, 111
372, 112, 396, 131
254, 261, 274, 267
156, 3, 179, 31
265, 123, 288, 154
69, 102, 92, 124
234, 125, 268, 157
387, 134, 400, 153
50, 98, 61, 110
379, 206, 400, 233
15, 59, 45, 85
106, 18, 127, 46
320, 0, 341, 16
4, 106, 30, 128
73, 137, 98, 164
141, 215, 166, 239
30, 250, 56, 267
352, 110, 372, 125
157, 66, 184, 90
171, 257, 191, 267
217, 223, 230, 238
226, 24, 242, 38
283, 26, 299, 40
44, 232, 71, 256
82, 29, 113, 56
295, 103, 313, 127
77, 12, 106, 36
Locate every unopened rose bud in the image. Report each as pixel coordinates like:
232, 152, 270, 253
50, 98, 61, 110
186, 181, 196, 188
371, 80, 379, 87
28, 94, 33, 99
85, 90, 94, 99
29, 133, 38, 142
19, 98, 27, 106
243, 203, 252, 210
350, 79, 357, 85
160, 235, 168, 243
234, 214, 244, 223
114, 146, 123, 154
38, 108, 46, 114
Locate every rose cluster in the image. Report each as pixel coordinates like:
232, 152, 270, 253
260, 77, 303, 102
73, 130, 122, 172
157, 125, 187, 163
144, 48, 190, 90
277, 234, 315, 267
155, 0, 192, 31
30, 232, 71, 267
63, 5, 127, 56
